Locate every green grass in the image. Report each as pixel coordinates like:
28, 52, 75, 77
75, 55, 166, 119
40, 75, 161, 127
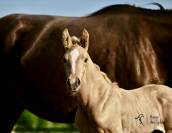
14, 110, 78, 133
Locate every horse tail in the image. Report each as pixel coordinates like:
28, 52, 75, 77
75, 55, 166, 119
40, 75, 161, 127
149, 2, 165, 11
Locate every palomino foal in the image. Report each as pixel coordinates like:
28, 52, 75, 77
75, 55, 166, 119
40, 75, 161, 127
62, 28, 172, 133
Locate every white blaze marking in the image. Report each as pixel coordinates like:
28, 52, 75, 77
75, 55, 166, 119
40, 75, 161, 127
70, 49, 79, 73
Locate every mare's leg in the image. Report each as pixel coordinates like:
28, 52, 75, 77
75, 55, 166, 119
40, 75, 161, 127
0, 76, 24, 133
0, 73, 24, 133
0, 14, 27, 133
0, 98, 23, 133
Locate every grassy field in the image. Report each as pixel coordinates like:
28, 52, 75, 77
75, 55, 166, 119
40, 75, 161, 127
14, 110, 78, 133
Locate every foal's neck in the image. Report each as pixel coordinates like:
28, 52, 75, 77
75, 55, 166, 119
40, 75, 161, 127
77, 61, 114, 107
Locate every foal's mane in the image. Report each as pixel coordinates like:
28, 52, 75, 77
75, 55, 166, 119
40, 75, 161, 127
71, 36, 81, 45
94, 63, 112, 84
94, 63, 120, 92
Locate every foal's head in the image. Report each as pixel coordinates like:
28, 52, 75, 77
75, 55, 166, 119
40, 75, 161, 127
62, 28, 90, 95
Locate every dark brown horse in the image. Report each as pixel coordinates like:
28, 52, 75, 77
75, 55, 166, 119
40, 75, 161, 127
0, 4, 172, 133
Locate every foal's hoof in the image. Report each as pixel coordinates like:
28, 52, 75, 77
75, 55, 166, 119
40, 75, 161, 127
151, 129, 164, 133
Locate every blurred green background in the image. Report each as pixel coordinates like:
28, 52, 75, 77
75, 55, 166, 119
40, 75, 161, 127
13, 110, 78, 133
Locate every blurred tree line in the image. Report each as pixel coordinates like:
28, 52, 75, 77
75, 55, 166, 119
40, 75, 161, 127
14, 110, 78, 133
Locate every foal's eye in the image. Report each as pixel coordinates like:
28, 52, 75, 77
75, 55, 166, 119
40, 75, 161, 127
84, 58, 88, 63
63, 58, 67, 63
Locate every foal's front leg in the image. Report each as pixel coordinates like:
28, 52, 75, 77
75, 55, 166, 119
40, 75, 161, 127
99, 118, 123, 133
75, 108, 94, 133
108, 123, 123, 133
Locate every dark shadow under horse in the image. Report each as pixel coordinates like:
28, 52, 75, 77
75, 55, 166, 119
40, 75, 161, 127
0, 4, 172, 133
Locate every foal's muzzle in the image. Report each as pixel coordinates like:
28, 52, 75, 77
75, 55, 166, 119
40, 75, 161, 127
66, 77, 80, 92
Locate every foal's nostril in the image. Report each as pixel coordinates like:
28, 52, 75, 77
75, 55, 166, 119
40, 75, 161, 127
66, 77, 80, 90
67, 78, 70, 87
76, 78, 80, 87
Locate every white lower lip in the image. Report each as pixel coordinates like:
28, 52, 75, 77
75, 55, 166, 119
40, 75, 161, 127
66, 84, 80, 94
71, 86, 80, 93
71, 88, 79, 93
70, 90, 78, 96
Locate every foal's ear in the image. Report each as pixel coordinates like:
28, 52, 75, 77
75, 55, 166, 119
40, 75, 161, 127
62, 28, 73, 49
81, 29, 89, 51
